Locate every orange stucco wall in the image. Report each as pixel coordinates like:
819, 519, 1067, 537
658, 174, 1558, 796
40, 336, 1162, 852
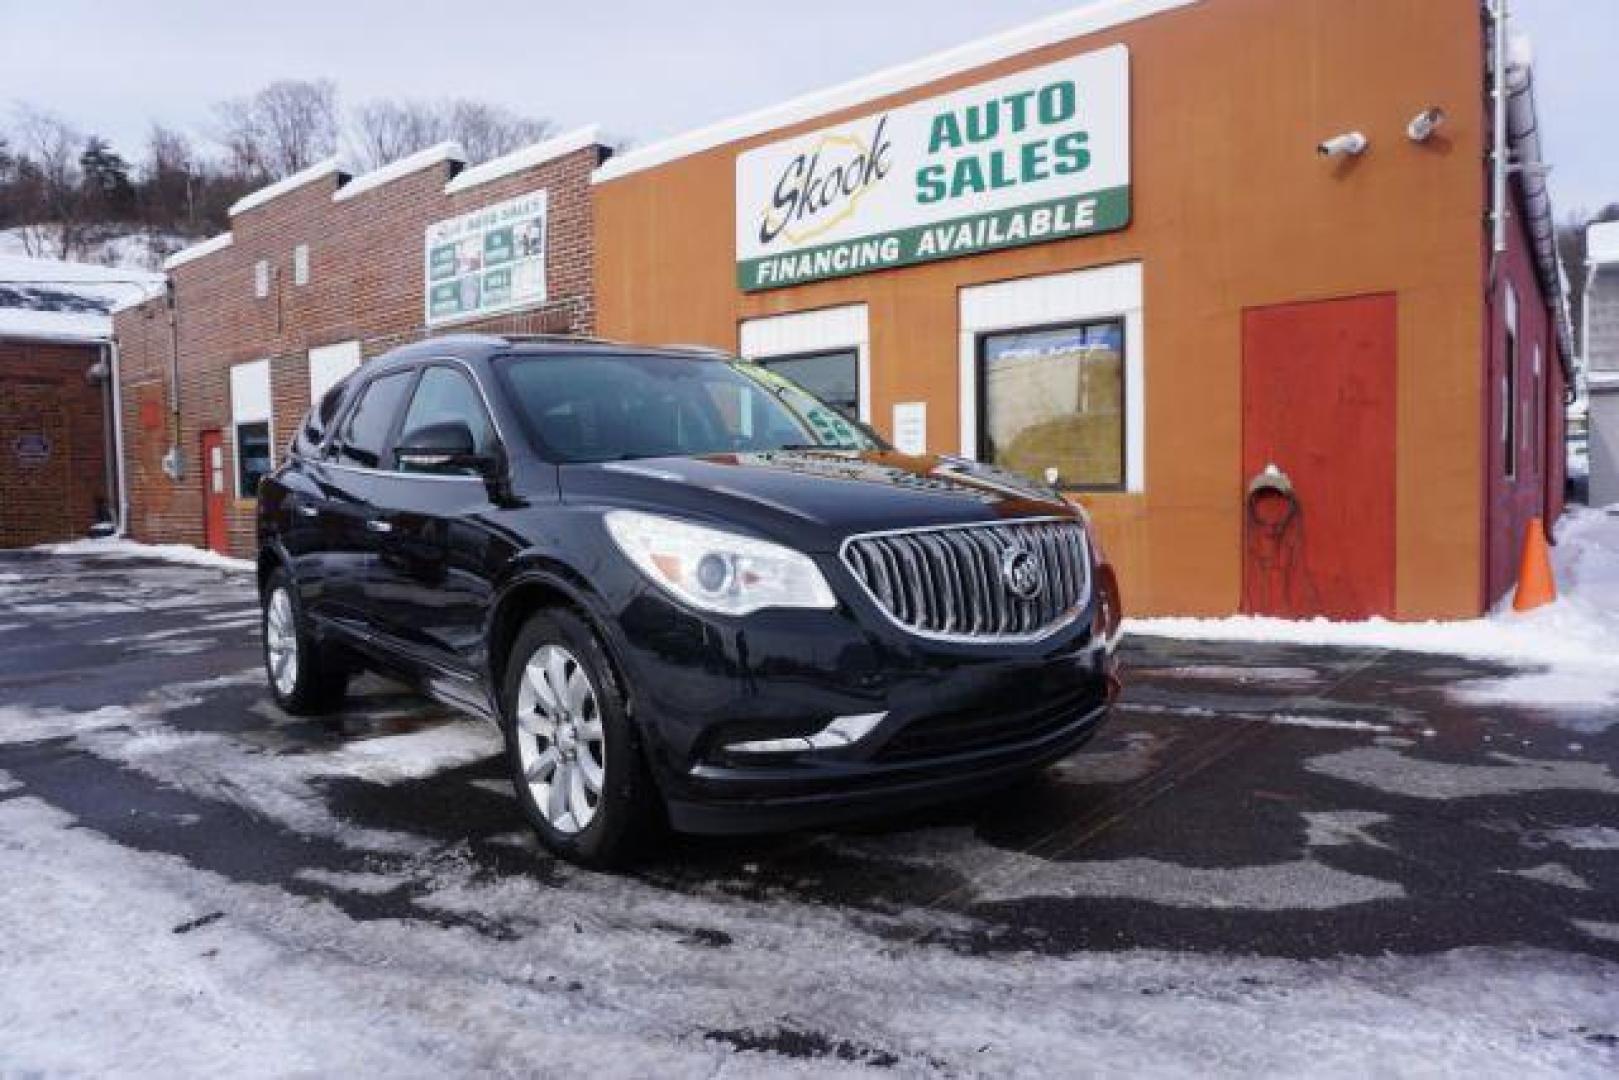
594, 0, 1489, 618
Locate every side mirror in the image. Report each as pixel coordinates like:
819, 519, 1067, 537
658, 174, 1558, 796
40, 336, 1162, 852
395, 421, 491, 476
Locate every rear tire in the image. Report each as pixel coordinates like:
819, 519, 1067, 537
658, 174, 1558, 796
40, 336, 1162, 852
262, 567, 349, 716
501, 607, 657, 868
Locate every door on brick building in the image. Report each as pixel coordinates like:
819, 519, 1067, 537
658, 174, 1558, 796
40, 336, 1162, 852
200, 429, 229, 555
1241, 294, 1396, 620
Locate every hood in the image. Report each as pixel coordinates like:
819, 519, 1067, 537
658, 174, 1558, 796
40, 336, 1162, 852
560, 449, 1080, 551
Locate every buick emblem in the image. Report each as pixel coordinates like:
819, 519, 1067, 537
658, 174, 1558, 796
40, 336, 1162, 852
1000, 545, 1044, 601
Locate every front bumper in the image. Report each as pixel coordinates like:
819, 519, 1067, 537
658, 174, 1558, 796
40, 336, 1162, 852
605, 557, 1118, 835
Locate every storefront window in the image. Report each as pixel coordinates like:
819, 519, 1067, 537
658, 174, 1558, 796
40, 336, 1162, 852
978, 320, 1125, 489
759, 349, 860, 421
235, 421, 272, 498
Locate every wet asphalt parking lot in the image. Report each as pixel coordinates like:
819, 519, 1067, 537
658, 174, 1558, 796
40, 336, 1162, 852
1, 548, 1616, 1076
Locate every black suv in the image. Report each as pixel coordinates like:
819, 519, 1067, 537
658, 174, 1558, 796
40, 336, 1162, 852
258, 334, 1121, 866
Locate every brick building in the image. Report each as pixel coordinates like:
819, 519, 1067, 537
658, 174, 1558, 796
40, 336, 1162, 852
113, 128, 605, 556
2, 257, 161, 547
111, 0, 1573, 619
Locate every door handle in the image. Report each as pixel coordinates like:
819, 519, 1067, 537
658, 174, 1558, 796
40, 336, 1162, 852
295, 503, 320, 518
365, 519, 394, 534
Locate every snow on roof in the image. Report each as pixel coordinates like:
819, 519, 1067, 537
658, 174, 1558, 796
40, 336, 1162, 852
0, 255, 163, 343
1587, 221, 1619, 268
443, 126, 601, 195
335, 141, 465, 203
228, 156, 345, 218
594, 0, 1201, 183
162, 232, 233, 271
0, 307, 112, 344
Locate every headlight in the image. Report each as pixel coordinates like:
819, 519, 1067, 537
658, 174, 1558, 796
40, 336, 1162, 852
604, 510, 836, 615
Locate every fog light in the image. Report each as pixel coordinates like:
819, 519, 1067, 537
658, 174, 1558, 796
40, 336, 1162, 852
725, 712, 887, 754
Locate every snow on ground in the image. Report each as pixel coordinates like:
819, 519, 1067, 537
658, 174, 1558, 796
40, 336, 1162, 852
4, 547, 1618, 1073
1128, 508, 1619, 715
0, 676, 499, 854
31, 536, 254, 573
3, 780, 1617, 1078
0, 226, 186, 272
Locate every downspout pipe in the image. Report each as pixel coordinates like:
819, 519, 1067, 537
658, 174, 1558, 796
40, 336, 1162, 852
1489, 0, 1509, 266
165, 278, 184, 480
109, 337, 129, 536
95, 342, 117, 532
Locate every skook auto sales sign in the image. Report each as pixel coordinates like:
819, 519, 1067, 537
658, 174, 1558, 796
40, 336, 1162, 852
735, 45, 1129, 291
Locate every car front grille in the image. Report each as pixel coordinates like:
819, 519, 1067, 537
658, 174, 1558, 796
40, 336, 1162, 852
840, 518, 1091, 641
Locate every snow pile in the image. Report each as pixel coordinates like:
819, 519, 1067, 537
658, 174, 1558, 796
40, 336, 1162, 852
1128, 508, 1619, 711
31, 536, 253, 573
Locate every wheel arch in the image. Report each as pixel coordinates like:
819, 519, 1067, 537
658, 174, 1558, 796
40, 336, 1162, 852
486, 571, 634, 723
257, 543, 291, 599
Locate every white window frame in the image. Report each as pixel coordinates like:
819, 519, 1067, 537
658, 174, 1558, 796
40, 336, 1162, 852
229, 359, 273, 499
959, 262, 1145, 493
293, 243, 310, 287
308, 340, 361, 405
739, 303, 871, 424
254, 259, 270, 299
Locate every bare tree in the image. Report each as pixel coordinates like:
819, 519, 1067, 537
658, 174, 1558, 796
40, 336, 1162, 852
139, 124, 200, 232
444, 99, 552, 164
349, 100, 449, 170
7, 104, 95, 259
347, 96, 552, 170
213, 79, 339, 181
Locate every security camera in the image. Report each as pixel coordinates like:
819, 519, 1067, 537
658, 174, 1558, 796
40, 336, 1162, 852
1406, 107, 1446, 142
1317, 132, 1368, 158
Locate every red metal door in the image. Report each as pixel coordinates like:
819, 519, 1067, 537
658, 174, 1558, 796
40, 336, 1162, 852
1241, 294, 1396, 619
200, 429, 229, 555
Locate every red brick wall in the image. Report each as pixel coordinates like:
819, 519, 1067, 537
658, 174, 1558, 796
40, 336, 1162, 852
114, 143, 602, 556
0, 339, 110, 547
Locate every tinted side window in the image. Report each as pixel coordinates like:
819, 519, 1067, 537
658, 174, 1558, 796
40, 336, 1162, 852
396, 367, 495, 465
337, 370, 414, 468
293, 382, 349, 457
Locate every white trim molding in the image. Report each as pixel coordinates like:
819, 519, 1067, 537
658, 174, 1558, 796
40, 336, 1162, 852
336, 141, 465, 203
595, 0, 1200, 183
445, 125, 601, 195
229, 157, 344, 217
958, 262, 1145, 492
739, 304, 872, 423
163, 232, 233, 271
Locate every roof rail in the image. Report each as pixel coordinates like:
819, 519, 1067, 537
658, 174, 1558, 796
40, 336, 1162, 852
658, 342, 734, 358
497, 332, 626, 347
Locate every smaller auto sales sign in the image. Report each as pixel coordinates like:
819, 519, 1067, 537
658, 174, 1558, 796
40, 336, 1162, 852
736, 45, 1130, 292
425, 190, 548, 326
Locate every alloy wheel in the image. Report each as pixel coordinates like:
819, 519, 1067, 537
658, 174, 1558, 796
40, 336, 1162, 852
514, 643, 606, 834
266, 588, 299, 697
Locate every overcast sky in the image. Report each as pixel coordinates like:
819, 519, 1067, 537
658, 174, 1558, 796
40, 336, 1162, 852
1, 0, 1613, 214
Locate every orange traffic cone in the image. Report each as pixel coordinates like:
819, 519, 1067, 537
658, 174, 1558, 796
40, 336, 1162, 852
1512, 516, 1558, 613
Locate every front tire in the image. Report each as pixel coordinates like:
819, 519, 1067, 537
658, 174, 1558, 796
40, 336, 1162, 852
262, 568, 349, 715
502, 607, 656, 868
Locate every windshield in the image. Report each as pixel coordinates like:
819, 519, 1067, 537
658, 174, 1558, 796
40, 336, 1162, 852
498, 352, 884, 463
